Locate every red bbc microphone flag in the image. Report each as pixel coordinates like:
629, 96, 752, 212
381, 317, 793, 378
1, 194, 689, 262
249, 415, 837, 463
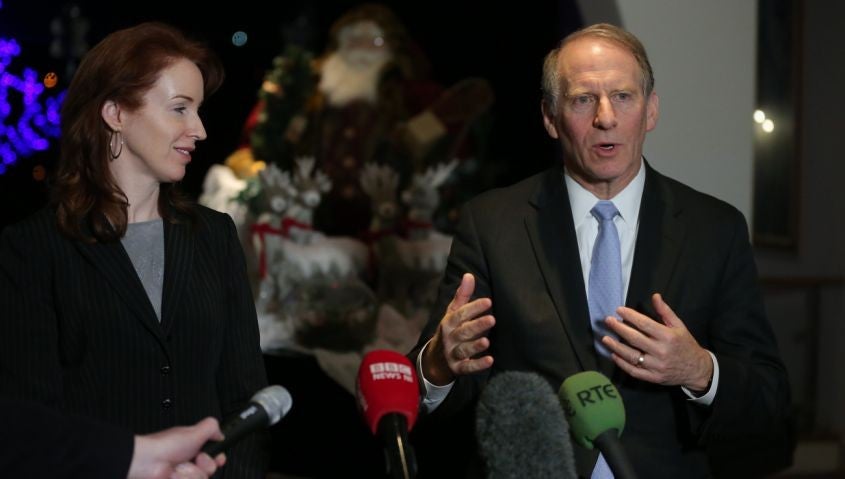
356, 350, 420, 435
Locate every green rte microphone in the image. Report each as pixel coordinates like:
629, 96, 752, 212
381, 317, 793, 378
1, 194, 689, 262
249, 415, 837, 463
558, 371, 625, 448
558, 371, 637, 479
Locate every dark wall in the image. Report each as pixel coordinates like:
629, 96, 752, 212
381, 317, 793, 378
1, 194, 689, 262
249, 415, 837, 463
0, 1, 582, 231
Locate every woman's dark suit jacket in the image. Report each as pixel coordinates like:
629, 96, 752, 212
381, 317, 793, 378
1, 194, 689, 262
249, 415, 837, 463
1, 396, 134, 478
0, 205, 268, 477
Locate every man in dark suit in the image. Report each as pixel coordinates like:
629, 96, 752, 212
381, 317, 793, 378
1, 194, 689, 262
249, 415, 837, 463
411, 23, 791, 478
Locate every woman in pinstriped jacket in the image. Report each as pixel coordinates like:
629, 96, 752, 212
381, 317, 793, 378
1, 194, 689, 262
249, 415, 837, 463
0, 22, 268, 478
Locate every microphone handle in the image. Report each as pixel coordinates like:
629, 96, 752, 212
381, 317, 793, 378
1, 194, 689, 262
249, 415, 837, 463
202, 402, 269, 456
377, 413, 417, 479
593, 429, 638, 479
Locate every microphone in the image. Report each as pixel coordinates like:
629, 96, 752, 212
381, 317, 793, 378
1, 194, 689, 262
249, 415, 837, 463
202, 385, 292, 456
558, 371, 637, 479
476, 371, 577, 479
356, 350, 419, 479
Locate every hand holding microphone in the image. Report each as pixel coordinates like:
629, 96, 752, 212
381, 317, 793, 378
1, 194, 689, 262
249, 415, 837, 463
558, 371, 637, 479
356, 350, 419, 479
201, 385, 292, 456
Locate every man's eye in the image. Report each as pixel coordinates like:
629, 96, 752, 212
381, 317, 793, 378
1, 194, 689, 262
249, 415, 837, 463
567, 95, 595, 111
612, 92, 632, 102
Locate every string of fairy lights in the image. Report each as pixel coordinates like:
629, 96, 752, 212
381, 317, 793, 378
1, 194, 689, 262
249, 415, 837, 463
0, 1, 65, 176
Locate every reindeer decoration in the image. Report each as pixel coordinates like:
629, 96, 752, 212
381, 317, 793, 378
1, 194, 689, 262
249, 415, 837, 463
255, 163, 294, 224
394, 160, 458, 273
401, 160, 458, 240
257, 156, 368, 278
361, 160, 459, 317
253, 157, 370, 349
359, 163, 401, 236
281, 157, 332, 244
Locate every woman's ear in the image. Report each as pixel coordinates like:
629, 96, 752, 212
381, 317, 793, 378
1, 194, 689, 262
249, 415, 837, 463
101, 100, 123, 132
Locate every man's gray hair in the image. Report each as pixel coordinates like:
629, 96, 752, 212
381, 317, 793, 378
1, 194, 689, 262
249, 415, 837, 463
541, 23, 655, 111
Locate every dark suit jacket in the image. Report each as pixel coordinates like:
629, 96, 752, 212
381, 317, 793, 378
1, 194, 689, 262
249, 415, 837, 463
411, 164, 791, 478
0, 396, 133, 479
0, 205, 268, 478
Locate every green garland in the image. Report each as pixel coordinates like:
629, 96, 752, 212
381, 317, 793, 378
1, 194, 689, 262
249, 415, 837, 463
250, 45, 316, 170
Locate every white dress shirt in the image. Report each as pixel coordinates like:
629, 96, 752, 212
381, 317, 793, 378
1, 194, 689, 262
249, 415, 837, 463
418, 159, 719, 411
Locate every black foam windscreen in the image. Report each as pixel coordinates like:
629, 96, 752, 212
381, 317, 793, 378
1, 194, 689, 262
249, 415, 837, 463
476, 371, 577, 479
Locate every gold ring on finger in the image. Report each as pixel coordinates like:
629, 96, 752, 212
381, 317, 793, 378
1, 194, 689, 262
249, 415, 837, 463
636, 353, 645, 368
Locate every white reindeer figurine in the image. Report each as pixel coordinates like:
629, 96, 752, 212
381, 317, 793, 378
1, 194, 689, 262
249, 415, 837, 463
371, 161, 458, 316
253, 158, 369, 350
283, 156, 332, 244
255, 163, 294, 224
401, 160, 458, 240
260, 156, 368, 280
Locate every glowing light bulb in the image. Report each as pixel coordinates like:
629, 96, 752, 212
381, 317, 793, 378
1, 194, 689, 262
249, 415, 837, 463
762, 119, 774, 133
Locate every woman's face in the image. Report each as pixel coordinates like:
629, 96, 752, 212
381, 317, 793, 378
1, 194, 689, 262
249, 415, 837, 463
115, 58, 207, 184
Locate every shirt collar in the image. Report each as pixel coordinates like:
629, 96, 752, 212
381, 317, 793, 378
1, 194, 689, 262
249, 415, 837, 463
564, 158, 646, 229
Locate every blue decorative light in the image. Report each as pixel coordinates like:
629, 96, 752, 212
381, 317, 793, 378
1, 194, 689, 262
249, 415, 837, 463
0, 7, 66, 175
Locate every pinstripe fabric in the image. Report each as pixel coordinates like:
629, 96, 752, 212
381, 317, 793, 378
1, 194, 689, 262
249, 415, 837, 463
0, 205, 268, 477
1, 397, 134, 478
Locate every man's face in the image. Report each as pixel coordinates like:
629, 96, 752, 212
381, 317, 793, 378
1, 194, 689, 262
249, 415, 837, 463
543, 37, 658, 198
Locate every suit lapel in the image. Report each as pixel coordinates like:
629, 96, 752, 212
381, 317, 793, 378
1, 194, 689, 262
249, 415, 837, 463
160, 219, 194, 334
74, 237, 165, 343
626, 163, 685, 318
525, 169, 598, 372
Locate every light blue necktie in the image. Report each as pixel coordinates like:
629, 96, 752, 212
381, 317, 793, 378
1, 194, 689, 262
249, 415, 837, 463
587, 200, 622, 479
588, 200, 623, 358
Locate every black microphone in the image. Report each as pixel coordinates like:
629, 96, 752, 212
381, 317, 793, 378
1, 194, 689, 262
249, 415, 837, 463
476, 371, 577, 479
202, 385, 292, 456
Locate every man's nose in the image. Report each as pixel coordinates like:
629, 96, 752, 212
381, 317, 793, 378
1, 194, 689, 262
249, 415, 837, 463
593, 97, 617, 130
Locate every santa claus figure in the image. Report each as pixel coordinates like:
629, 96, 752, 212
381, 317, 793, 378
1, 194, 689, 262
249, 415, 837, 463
245, 4, 493, 237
